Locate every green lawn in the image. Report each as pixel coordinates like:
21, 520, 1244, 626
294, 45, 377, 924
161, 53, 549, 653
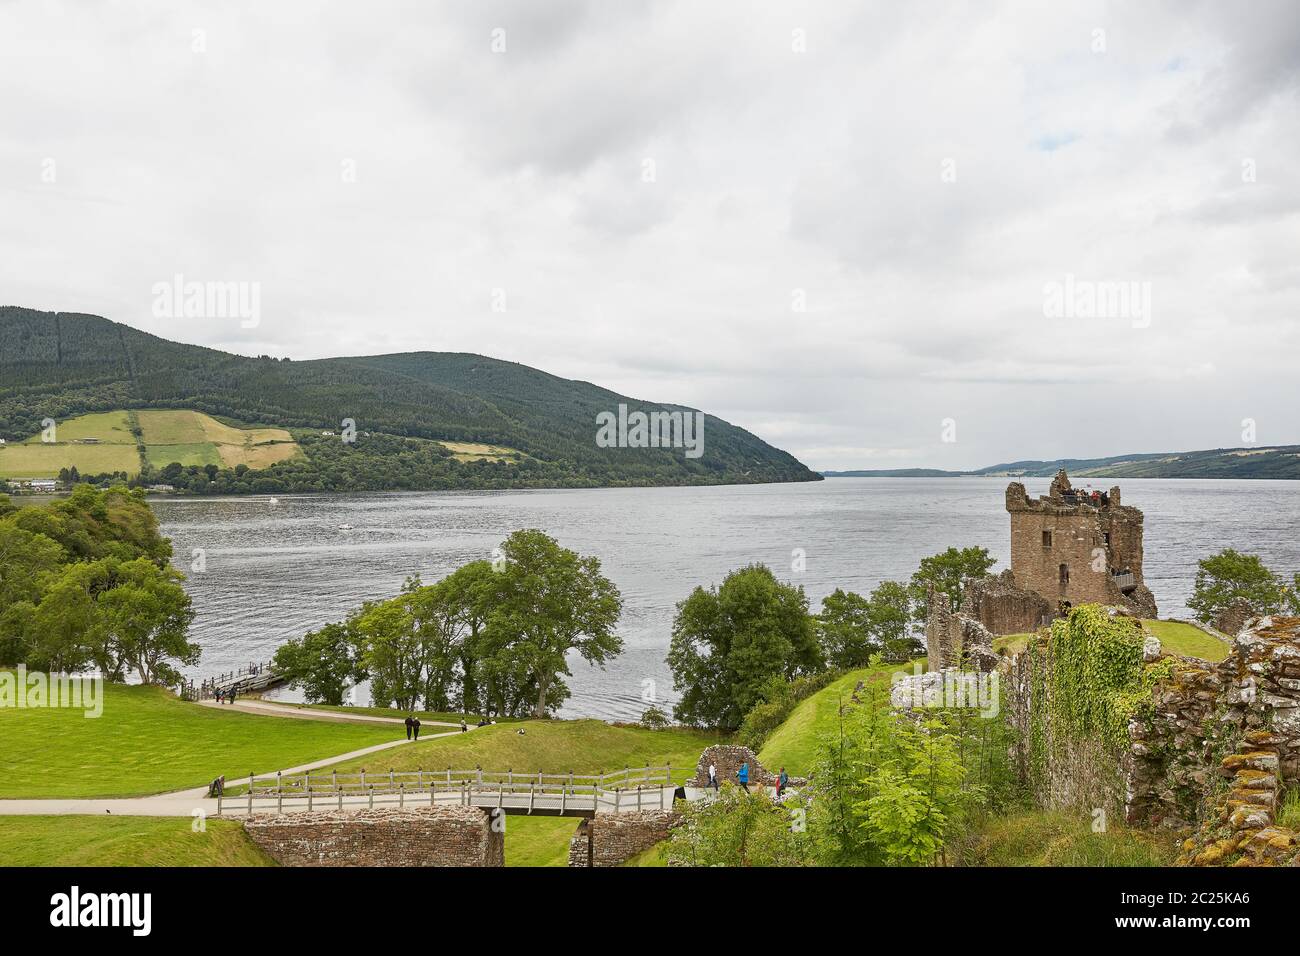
0, 442, 140, 480
315, 719, 723, 783
623, 841, 671, 866
144, 441, 221, 468
0, 681, 405, 798
1141, 619, 1229, 662
503, 816, 579, 867
0, 815, 276, 866
23, 411, 135, 445
952, 809, 1179, 866
758, 663, 902, 777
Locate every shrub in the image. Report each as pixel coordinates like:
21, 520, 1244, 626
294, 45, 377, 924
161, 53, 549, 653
639, 705, 670, 729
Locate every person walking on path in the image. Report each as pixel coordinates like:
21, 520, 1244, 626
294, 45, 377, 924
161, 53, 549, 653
777, 767, 789, 798
708, 763, 719, 791
404, 716, 413, 741
412, 717, 421, 741
737, 762, 749, 792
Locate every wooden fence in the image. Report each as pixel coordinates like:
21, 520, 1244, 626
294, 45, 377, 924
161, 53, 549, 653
214, 765, 676, 817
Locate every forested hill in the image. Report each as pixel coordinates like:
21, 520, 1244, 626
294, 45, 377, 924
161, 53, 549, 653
0, 307, 817, 490
824, 447, 1300, 480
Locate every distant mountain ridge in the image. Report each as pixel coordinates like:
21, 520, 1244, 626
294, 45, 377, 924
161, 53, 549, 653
0, 307, 818, 491
824, 447, 1300, 480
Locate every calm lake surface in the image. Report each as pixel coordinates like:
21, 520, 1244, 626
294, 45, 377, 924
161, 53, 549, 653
154, 477, 1300, 720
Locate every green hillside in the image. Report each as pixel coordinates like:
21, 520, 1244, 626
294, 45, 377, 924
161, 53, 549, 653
0, 307, 817, 492
825, 446, 1300, 480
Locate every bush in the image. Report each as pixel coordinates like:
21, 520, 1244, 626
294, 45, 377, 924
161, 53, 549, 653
639, 705, 670, 729
667, 784, 810, 867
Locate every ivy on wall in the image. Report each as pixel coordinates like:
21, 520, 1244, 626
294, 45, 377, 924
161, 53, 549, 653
1023, 605, 1172, 798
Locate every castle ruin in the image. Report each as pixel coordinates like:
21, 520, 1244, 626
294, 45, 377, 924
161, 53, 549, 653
935, 469, 1158, 651
1004, 468, 1157, 620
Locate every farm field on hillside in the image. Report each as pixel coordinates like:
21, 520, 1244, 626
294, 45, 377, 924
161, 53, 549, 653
438, 440, 527, 463
0, 408, 301, 479
0, 441, 139, 479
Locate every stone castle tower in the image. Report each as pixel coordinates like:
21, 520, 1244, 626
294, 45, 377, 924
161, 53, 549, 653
1004, 468, 1157, 618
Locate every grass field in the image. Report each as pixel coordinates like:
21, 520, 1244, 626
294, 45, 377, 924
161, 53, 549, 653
24, 410, 136, 444
144, 440, 221, 468
0, 408, 300, 480
138, 409, 300, 471
0, 442, 140, 479
1141, 619, 1229, 662
504, 816, 580, 867
952, 809, 1179, 866
758, 663, 900, 777
0, 681, 404, 798
0, 816, 276, 866
315, 719, 724, 783
623, 841, 671, 866
438, 440, 526, 463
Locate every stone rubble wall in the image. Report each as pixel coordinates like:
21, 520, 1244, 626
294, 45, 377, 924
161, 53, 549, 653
690, 744, 779, 787
925, 586, 1003, 673
1007, 615, 1300, 838
926, 588, 957, 669
963, 570, 1052, 638
566, 810, 678, 867
1213, 599, 1256, 640
1176, 730, 1300, 867
241, 806, 504, 867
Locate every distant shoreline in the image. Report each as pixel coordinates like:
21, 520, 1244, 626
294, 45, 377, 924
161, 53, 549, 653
822, 444, 1300, 481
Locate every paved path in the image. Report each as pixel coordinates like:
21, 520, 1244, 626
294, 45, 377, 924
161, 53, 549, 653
197, 698, 463, 729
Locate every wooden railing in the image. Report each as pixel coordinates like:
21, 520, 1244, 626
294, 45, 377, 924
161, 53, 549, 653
179, 660, 279, 701
214, 765, 675, 817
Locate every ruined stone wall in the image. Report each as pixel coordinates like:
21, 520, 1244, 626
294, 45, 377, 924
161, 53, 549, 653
1176, 730, 1300, 867
1008, 615, 1300, 834
963, 571, 1051, 637
925, 589, 956, 668
241, 806, 504, 867
924, 586, 1001, 671
1213, 599, 1254, 638
690, 744, 780, 787
566, 810, 678, 867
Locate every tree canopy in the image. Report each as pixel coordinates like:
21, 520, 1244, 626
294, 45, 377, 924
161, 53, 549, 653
667, 563, 822, 729
1189, 548, 1300, 624
0, 487, 197, 683
272, 530, 624, 718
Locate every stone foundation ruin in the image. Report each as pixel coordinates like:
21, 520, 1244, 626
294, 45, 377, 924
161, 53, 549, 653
242, 805, 505, 867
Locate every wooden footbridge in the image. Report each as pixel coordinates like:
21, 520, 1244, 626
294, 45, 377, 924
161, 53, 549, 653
180, 660, 285, 701
215, 765, 680, 819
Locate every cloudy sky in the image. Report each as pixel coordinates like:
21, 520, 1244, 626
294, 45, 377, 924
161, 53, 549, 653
2, 0, 1298, 470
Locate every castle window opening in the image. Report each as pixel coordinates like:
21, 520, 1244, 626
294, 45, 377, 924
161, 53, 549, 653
1042, 530, 1052, 548
1059, 563, 1070, 585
